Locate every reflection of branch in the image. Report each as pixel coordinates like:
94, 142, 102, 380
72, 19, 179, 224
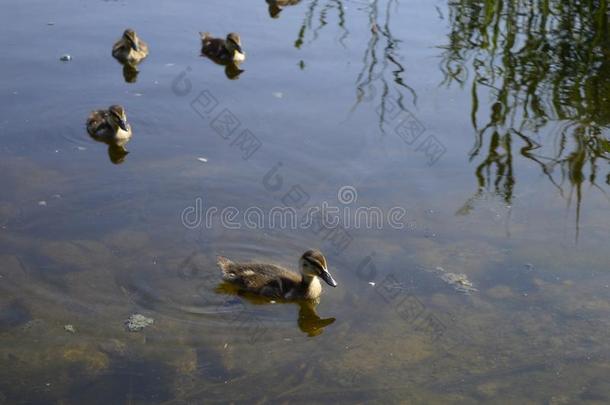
293, 1, 415, 130
294, 0, 349, 48
351, 0, 417, 132
311, 2, 330, 42
513, 129, 564, 195
332, 0, 349, 47
294, 0, 318, 49
380, 0, 417, 104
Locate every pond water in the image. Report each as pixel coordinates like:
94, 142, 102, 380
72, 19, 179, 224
1, 0, 610, 403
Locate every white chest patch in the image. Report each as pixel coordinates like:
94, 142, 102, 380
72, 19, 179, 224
115, 127, 131, 140
306, 278, 322, 299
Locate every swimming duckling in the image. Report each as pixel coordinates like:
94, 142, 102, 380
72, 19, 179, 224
200, 32, 246, 63
86, 105, 132, 142
112, 29, 149, 64
217, 250, 337, 300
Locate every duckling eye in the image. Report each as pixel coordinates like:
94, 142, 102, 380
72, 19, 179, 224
111, 112, 123, 121
304, 258, 324, 273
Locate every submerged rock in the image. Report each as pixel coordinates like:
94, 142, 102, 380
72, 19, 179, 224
124, 313, 154, 332
439, 272, 478, 294
429, 266, 478, 294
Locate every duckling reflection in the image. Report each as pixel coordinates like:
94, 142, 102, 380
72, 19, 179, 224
215, 250, 337, 336
112, 29, 149, 83
101, 142, 129, 164
200, 32, 246, 80
216, 282, 336, 337
223, 63, 245, 80
86, 105, 132, 164
266, 0, 301, 18
121, 63, 139, 83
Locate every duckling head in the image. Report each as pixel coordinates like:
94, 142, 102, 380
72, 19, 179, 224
108, 105, 129, 131
299, 250, 338, 287
122, 29, 140, 51
225, 33, 245, 60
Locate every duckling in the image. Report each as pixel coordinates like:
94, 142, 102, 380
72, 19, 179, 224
217, 250, 337, 300
112, 29, 149, 64
200, 32, 246, 63
86, 105, 132, 143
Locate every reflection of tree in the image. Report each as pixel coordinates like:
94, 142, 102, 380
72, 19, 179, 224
293, 0, 349, 48
289, 0, 416, 130
443, 0, 610, 237
351, 0, 417, 131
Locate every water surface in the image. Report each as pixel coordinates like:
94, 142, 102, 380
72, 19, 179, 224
1, 0, 609, 403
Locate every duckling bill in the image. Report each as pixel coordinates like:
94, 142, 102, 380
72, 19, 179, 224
217, 250, 337, 300
200, 32, 246, 63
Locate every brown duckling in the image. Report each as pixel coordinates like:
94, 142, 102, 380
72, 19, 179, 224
217, 250, 337, 300
200, 32, 246, 63
86, 105, 132, 143
112, 29, 149, 64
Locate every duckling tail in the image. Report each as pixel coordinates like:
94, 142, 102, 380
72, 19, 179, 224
217, 256, 233, 274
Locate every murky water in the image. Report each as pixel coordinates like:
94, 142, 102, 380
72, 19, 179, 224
1, 0, 609, 403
